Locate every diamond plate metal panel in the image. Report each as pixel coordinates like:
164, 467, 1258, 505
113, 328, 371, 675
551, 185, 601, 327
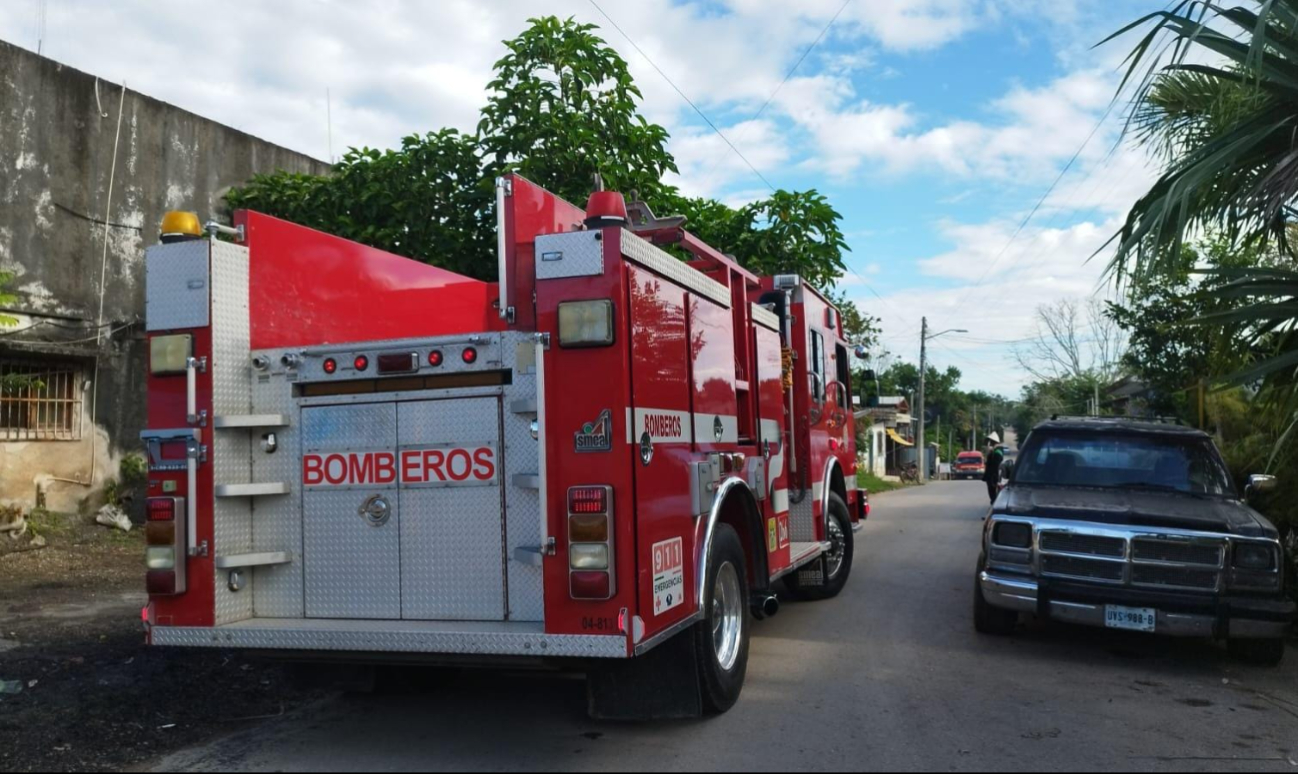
501, 333, 544, 621
302, 404, 400, 619
751, 302, 780, 332
620, 229, 730, 308
303, 403, 397, 451
789, 493, 817, 543
146, 241, 210, 331
535, 231, 604, 280
399, 398, 505, 621
211, 241, 254, 625
251, 364, 305, 618
152, 620, 626, 658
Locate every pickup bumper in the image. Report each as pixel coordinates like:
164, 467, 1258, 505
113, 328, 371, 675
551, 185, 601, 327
980, 571, 1296, 640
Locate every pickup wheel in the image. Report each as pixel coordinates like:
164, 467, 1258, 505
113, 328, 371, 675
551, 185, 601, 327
1228, 637, 1286, 667
693, 524, 750, 714
785, 493, 854, 602
973, 569, 1017, 636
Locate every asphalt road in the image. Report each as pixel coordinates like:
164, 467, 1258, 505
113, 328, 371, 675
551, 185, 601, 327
158, 482, 1298, 772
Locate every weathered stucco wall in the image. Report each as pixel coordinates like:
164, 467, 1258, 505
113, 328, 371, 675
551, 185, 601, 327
0, 39, 329, 512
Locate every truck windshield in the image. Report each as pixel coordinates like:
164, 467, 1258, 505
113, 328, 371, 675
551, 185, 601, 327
1015, 433, 1235, 497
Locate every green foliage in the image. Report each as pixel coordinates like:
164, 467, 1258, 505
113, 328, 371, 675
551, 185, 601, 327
0, 271, 17, 327
223, 16, 851, 293
1106, 1, 1298, 283
120, 453, 148, 486
479, 16, 677, 206
865, 360, 1014, 461
825, 290, 881, 350
857, 470, 904, 494
226, 130, 495, 280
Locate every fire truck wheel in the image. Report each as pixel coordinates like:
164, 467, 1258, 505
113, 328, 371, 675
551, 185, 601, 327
785, 493, 854, 602
694, 523, 750, 714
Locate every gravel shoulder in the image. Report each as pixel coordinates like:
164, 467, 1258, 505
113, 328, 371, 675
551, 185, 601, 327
0, 512, 321, 773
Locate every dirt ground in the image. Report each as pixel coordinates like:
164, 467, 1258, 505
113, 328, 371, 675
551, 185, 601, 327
0, 511, 322, 773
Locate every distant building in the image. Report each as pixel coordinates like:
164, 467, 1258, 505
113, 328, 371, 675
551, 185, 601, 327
856, 396, 913, 478
0, 39, 329, 512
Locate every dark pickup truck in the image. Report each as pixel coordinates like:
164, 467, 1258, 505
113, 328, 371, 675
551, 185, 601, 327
975, 418, 1295, 665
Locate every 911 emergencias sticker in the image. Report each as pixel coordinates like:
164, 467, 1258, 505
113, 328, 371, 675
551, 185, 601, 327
652, 537, 685, 616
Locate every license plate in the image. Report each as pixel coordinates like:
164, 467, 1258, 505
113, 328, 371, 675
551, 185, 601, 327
1105, 605, 1157, 633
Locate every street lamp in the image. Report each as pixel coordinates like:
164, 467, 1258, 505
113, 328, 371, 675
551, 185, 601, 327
918, 319, 968, 483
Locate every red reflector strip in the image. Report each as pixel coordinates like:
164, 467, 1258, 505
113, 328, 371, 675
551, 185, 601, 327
568, 487, 608, 515
146, 498, 176, 521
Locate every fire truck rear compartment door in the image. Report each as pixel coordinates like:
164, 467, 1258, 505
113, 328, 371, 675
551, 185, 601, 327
302, 403, 401, 620
398, 398, 506, 622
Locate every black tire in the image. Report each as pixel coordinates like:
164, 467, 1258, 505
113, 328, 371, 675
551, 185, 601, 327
693, 524, 750, 714
785, 493, 855, 602
973, 568, 1017, 636
1228, 637, 1286, 667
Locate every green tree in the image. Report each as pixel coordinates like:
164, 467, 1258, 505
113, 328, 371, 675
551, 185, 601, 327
479, 16, 677, 207
227, 130, 494, 279
1106, 2, 1298, 397
224, 16, 851, 292
825, 290, 881, 351
0, 271, 17, 327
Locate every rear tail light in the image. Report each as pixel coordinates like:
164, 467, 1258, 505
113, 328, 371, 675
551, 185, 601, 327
353, 355, 369, 372
145, 497, 187, 596
323, 358, 338, 374
378, 352, 418, 374
570, 571, 611, 600
568, 485, 614, 600
428, 350, 444, 367
462, 347, 478, 364
569, 486, 609, 514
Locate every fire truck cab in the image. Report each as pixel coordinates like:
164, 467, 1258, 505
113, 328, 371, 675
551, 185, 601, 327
140, 176, 867, 718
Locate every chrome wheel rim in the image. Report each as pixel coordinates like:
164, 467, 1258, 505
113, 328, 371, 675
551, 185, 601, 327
711, 561, 743, 672
825, 517, 846, 580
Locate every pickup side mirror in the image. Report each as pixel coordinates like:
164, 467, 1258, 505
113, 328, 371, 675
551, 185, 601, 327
1246, 474, 1278, 499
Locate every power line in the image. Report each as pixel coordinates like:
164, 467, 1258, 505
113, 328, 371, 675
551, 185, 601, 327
587, 0, 776, 192
694, 0, 852, 185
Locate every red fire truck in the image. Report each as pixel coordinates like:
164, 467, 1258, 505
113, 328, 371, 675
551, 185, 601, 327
140, 175, 868, 718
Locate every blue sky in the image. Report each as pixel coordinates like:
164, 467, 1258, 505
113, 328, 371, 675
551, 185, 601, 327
0, 0, 1163, 395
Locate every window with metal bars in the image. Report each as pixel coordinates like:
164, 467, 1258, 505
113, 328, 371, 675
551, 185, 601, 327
0, 359, 84, 441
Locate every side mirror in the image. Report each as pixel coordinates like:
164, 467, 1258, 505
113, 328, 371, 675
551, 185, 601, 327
1246, 474, 1278, 498
854, 345, 870, 360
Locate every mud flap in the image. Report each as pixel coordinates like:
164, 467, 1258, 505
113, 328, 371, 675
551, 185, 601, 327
586, 628, 702, 720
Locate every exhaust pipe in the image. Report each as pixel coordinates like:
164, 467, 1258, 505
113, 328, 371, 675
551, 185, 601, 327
750, 592, 780, 620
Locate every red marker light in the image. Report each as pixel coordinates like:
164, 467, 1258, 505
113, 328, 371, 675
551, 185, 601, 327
354, 355, 369, 372
323, 358, 337, 374
428, 350, 443, 367
462, 347, 478, 364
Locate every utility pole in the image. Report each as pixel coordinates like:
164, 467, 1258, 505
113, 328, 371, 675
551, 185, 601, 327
917, 320, 968, 483
918, 318, 928, 483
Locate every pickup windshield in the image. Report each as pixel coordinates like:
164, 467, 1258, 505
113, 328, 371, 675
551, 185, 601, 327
1015, 432, 1235, 497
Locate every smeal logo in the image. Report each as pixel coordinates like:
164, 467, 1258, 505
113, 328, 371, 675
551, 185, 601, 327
575, 409, 613, 453
303, 446, 496, 488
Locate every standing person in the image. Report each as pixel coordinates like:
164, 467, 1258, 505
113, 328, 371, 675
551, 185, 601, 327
982, 433, 1005, 505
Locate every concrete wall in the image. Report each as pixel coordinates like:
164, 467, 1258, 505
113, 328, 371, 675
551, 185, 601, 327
0, 39, 329, 512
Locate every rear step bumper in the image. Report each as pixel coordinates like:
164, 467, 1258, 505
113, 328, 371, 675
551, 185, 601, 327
150, 618, 628, 659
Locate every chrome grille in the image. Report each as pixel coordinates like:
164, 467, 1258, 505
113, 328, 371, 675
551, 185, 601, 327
1131, 565, 1219, 591
1131, 538, 1223, 567
1039, 532, 1125, 558
1041, 554, 1125, 582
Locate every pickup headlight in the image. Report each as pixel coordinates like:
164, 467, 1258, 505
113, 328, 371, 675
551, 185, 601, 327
1233, 542, 1278, 572
993, 522, 1033, 549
